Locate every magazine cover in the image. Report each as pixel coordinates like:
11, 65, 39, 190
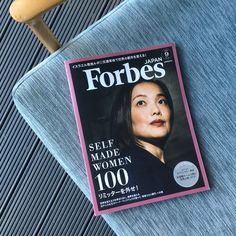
65, 44, 209, 215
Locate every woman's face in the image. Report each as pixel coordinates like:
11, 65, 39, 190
131, 82, 172, 140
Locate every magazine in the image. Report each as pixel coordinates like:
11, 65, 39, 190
65, 44, 209, 215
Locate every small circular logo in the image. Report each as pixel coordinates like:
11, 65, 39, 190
164, 51, 170, 57
173, 161, 199, 188
162, 49, 172, 60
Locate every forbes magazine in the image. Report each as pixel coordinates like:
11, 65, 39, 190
65, 44, 209, 215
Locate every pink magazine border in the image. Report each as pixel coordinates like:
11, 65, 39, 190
65, 43, 210, 216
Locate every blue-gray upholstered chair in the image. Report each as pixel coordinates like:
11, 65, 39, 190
11, 0, 236, 235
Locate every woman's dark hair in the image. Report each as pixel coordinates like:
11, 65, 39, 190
110, 80, 174, 150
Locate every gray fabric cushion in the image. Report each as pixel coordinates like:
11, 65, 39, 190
13, 0, 236, 235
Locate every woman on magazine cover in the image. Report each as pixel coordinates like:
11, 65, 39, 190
111, 80, 181, 195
